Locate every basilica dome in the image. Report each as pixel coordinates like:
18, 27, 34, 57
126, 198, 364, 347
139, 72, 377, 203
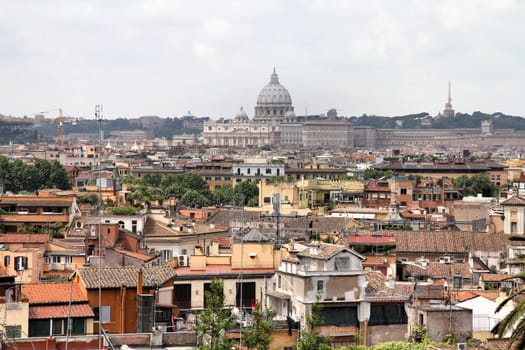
254, 68, 294, 122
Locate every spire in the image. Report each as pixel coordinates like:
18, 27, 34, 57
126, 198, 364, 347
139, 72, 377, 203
448, 81, 452, 105
270, 67, 279, 84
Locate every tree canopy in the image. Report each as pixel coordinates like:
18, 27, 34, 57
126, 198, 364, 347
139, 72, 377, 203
452, 173, 497, 197
0, 156, 71, 193
122, 173, 259, 208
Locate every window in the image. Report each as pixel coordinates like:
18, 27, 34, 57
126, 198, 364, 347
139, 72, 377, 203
511, 222, 517, 233
14, 256, 28, 271
278, 275, 282, 288
52, 319, 63, 335
317, 280, 324, 292
5, 325, 21, 338
65, 256, 73, 265
160, 250, 173, 263
4, 256, 10, 266
29, 319, 50, 336
400, 188, 407, 195
334, 257, 350, 271
266, 168, 272, 174
52, 256, 61, 263
72, 318, 85, 335
93, 306, 111, 323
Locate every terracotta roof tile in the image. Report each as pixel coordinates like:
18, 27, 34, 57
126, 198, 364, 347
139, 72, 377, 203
372, 231, 508, 254
481, 273, 509, 282
425, 262, 471, 279
501, 196, 525, 206
77, 266, 176, 289
113, 247, 154, 261
0, 234, 49, 243
22, 282, 87, 304
347, 236, 396, 244
175, 265, 274, 277
29, 304, 94, 319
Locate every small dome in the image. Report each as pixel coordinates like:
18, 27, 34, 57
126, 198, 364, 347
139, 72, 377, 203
235, 107, 249, 122
285, 111, 296, 118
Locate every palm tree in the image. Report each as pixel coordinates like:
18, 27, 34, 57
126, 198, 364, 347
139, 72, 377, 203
492, 272, 525, 349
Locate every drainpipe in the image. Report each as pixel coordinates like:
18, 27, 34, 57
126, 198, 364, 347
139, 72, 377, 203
120, 284, 127, 333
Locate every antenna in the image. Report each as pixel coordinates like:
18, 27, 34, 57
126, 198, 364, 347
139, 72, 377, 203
94, 104, 103, 350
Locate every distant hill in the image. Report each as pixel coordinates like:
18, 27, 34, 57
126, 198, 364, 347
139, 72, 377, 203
348, 111, 525, 130
1, 111, 524, 145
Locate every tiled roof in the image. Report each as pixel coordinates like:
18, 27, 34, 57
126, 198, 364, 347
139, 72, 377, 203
113, 247, 154, 261
29, 304, 94, 319
22, 282, 87, 304
425, 262, 471, 278
347, 236, 396, 244
387, 231, 507, 253
297, 243, 364, 260
77, 266, 177, 289
0, 234, 49, 243
297, 243, 344, 259
175, 265, 274, 277
501, 196, 525, 206
481, 273, 509, 282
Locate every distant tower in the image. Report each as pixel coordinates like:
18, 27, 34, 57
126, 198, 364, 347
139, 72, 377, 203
443, 82, 455, 118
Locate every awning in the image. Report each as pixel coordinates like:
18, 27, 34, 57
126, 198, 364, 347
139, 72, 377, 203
267, 290, 291, 299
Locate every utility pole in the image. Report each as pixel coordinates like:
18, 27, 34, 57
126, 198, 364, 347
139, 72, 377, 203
95, 104, 103, 350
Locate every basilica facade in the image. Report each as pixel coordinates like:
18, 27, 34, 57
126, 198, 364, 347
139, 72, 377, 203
202, 69, 294, 147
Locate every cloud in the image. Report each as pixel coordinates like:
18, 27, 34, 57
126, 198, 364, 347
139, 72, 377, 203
0, 0, 524, 118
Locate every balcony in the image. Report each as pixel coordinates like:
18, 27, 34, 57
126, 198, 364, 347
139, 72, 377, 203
0, 214, 69, 223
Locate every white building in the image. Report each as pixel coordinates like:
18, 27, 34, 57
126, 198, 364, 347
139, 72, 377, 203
202, 69, 294, 147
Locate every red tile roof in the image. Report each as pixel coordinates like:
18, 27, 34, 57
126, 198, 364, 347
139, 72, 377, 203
29, 304, 94, 319
481, 273, 509, 282
347, 236, 396, 244
0, 234, 49, 243
113, 247, 154, 261
22, 282, 87, 304
175, 264, 274, 276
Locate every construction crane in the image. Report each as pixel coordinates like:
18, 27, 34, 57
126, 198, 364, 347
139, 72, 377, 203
56, 108, 78, 146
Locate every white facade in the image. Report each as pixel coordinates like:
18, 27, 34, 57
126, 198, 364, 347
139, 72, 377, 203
233, 162, 285, 180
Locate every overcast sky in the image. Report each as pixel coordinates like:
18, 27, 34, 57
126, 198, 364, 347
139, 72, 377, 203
1, 0, 523, 119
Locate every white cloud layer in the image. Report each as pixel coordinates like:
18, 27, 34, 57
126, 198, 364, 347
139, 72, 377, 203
0, 0, 523, 119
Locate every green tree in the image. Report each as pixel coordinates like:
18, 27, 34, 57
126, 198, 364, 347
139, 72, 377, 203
363, 169, 393, 180
296, 294, 331, 350
452, 173, 496, 197
47, 160, 72, 190
180, 189, 210, 208
242, 303, 276, 350
492, 272, 525, 349
194, 278, 233, 350
161, 173, 211, 199
233, 181, 259, 207
109, 205, 139, 215
212, 185, 236, 206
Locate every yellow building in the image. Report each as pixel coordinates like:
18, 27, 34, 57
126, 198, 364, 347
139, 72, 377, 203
259, 178, 365, 212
